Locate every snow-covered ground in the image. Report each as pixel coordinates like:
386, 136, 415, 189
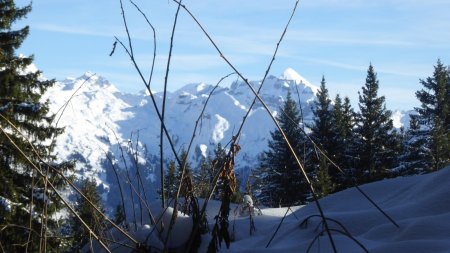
225, 165, 450, 253
86, 165, 450, 253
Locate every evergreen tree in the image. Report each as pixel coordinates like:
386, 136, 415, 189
355, 64, 396, 181
415, 59, 450, 171
331, 94, 357, 190
194, 155, 213, 199
0, 1, 73, 251
388, 127, 407, 176
314, 156, 334, 198
164, 150, 193, 201
114, 204, 126, 226
397, 115, 429, 175
210, 143, 226, 200
70, 179, 106, 251
164, 160, 178, 200
309, 76, 335, 196
258, 92, 309, 207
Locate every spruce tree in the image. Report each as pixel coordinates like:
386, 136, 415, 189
258, 92, 309, 207
0, 1, 73, 251
415, 59, 450, 171
70, 179, 106, 251
309, 76, 335, 195
355, 64, 396, 181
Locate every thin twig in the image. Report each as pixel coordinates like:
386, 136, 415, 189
294, 83, 307, 165
266, 206, 290, 248
128, 131, 143, 225
306, 228, 369, 253
108, 125, 138, 231
119, 0, 134, 57
25, 169, 35, 253
128, 0, 156, 86
103, 150, 128, 224
101, 144, 157, 228
52, 73, 96, 128
160, 0, 183, 216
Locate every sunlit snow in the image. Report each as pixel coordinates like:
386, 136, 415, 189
212, 114, 230, 143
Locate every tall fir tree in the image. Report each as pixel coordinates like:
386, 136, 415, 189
415, 59, 450, 171
309, 76, 335, 196
0, 1, 73, 251
355, 64, 396, 181
258, 92, 309, 207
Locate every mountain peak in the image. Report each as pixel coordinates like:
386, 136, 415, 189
58, 72, 119, 93
174, 82, 213, 96
280, 67, 302, 82
280, 67, 318, 94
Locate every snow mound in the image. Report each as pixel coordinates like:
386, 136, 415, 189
158, 207, 194, 249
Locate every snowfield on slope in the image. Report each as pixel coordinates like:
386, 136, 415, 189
86, 165, 450, 253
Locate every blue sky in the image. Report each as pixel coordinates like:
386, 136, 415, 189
16, 0, 450, 110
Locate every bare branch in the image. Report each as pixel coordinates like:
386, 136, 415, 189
159, 0, 183, 213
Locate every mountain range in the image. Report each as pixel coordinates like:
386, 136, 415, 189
43, 68, 411, 208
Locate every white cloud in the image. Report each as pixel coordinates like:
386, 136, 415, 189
287, 30, 415, 47
33, 23, 160, 41
34, 23, 117, 37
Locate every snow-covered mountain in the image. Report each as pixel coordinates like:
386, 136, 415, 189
45, 68, 317, 206
391, 109, 415, 129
